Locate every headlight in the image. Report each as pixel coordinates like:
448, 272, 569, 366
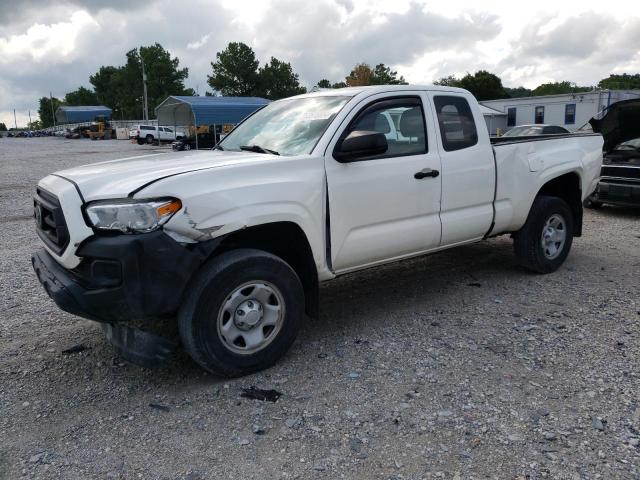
85, 198, 182, 233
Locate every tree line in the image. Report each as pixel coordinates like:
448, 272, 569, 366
34, 40, 640, 128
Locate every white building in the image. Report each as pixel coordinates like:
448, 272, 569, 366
480, 89, 640, 134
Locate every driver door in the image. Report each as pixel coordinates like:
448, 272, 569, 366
325, 93, 442, 273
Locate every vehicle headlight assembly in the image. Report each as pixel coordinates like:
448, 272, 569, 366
85, 198, 182, 233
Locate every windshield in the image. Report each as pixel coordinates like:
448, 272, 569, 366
504, 126, 543, 137
219, 96, 352, 156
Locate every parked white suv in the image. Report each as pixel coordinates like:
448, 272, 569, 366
129, 125, 183, 144
32, 85, 610, 377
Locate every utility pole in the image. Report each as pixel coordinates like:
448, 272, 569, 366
140, 54, 149, 121
28, 110, 32, 128
14, 109, 17, 129
50, 92, 56, 127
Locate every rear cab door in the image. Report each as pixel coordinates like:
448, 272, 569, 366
427, 91, 496, 245
324, 91, 443, 272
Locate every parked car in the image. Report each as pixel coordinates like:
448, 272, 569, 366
586, 99, 640, 208
171, 132, 218, 151
503, 124, 570, 137
129, 125, 184, 144
32, 85, 607, 376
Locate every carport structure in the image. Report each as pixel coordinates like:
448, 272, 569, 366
479, 104, 507, 136
55, 105, 112, 124
155, 96, 270, 148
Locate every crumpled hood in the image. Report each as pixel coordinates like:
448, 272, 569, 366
52, 149, 272, 201
590, 98, 640, 152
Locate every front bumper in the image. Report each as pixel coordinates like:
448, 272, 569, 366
591, 179, 640, 207
32, 231, 219, 323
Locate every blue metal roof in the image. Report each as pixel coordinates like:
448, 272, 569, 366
55, 105, 112, 123
155, 96, 270, 126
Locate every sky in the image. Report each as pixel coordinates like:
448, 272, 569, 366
1, 0, 639, 127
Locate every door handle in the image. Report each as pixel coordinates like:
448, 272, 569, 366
414, 168, 439, 179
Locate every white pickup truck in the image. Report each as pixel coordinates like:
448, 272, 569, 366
32, 85, 606, 377
129, 125, 184, 144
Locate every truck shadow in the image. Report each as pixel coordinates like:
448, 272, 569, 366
306, 236, 521, 338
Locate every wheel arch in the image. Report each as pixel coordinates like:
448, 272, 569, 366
534, 171, 583, 237
207, 221, 319, 319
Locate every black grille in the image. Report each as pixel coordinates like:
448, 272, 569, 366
34, 188, 69, 254
601, 165, 640, 181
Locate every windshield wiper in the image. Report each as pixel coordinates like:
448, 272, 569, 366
240, 145, 280, 155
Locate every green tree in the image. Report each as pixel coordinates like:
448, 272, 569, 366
457, 70, 507, 101
90, 66, 122, 115
370, 63, 407, 85
597, 73, 640, 90
37, 96, 63, 128
64, 86, 99, 105
531, 81, 591, 96
207, 42, 260, 96
433, 75, 461, 87
208, 42, 307, 99
315, 79, 347, 89
504, 86, 532, 98
434, 71, 509, 100
0, 122, 7, 131
258, 57, 306, 100
89, 43, 190, 119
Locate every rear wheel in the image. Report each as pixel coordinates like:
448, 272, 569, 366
178, 249, 304, 377
145, 134, 154, 144
514, 196, 574, 274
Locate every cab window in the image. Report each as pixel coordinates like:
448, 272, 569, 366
433, 96, 478, 151
345, 97, 427, 159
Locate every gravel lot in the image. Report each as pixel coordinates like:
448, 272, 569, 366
1, 137, 639, 480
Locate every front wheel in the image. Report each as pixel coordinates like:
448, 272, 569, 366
178, 249, 304, 377
184, 143, 191, 151
513, 196, 574, 274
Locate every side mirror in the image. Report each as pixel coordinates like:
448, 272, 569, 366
334, 130, 388, 162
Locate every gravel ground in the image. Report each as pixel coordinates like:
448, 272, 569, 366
1, 137, 639, 480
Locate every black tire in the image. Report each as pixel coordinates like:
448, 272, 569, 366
145, 134, 154, 144
137, 138, 144, 145
178, 249, 304, 377
513, 195, 574, 274
184, 143, 191, 151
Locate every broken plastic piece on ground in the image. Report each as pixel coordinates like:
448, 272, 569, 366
101, 323, 177, 368
148, 403, 170, 412
61, 344, 89, 355
240, 386, 282, 402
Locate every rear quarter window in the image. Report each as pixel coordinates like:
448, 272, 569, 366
433, 96, 478, 151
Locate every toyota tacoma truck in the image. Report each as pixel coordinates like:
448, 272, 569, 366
32, 85, 605, 377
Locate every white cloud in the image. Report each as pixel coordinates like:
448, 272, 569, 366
187, 33, 211, 50
0, 10, 98, 62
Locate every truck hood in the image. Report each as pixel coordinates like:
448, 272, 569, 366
590, 98, 640, 152
53, 150, 273, 201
